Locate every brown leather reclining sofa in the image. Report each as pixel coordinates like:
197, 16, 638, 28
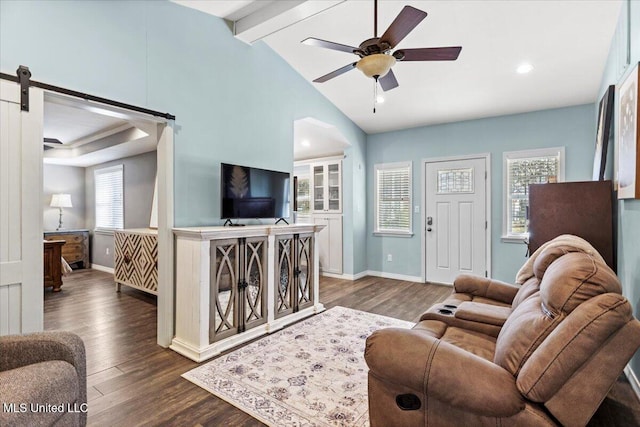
365, 236, 640, 426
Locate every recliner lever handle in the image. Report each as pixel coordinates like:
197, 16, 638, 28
396, 393, 421, 411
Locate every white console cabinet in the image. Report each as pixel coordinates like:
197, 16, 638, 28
171, 224, 325, 362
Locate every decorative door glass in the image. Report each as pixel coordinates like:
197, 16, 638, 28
243, 238, 267, 330
437, 168, 474, 194
275, 236, 294, 318
210, 240, 238, 342
313, 166, 324, 211
296, 234, 314, 310
328, 163, 340, 211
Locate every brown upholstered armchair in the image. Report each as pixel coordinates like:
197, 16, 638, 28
0, 331, 87, 426
365, 250, 640, 426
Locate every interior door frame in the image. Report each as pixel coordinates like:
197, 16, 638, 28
42, 91, 175, 347
420, 153, 492, 283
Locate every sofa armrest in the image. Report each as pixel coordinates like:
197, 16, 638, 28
365, 328, 524, 417
0, 331, 86, 415
454, 274, 519, 305
454, 301, 511, 326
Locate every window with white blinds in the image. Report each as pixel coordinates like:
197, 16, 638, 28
374, 162, 412, 235
503, 147, 565, 240
95, 165, 124, 230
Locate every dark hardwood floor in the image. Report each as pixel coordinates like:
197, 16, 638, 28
44, 269, 640, 426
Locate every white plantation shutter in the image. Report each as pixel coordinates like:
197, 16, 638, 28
95, 165, 124, 229
375, 162, 412, 234
503, 147, 564, 238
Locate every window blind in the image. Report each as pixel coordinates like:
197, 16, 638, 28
376, 164, 411, 232
507, 156, 559, 235
95, 165, 124, 229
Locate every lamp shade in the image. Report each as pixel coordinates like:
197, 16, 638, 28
356, 54, 396, 78
50, 193, 72, 208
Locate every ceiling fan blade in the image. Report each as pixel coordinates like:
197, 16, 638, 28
395, 47, 462, 61
44, 138, 62, 144
313, 62, 357, 83
302, 37, 358, 54
379, 6, 428, 49
379, 69, 399, 91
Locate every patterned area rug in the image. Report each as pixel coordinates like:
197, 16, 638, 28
182, 306, 413, 427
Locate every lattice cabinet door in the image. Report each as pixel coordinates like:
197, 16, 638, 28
114, 230, 158, 295
241, 236, 268, 331
209, 239, 240, 343
274, 234, 295, 319
295, 233, 314, 311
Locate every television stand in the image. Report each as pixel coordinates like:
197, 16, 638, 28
223, 219, 245, 227
275, 217, 289, 225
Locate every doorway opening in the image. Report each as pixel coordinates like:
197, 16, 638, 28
40, 91, 174, 347
293, 117, 350, 277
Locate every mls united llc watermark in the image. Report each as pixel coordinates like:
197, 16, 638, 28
3, 402, 88, 414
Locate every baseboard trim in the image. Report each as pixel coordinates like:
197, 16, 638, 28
365, 270, 423, 283
91, 264, 114, 274
624, 364, 640, 402
321, 271, 368, 281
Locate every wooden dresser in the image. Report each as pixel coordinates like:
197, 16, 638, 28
528, 181, 615, 270
114, 229, 158, 295
43, 229, 90, 269
43, 240, 65, 291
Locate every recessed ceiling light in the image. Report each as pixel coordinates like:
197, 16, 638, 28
301, 139, 310, 147
517, 63, 534, 74
376, 96, 385, 104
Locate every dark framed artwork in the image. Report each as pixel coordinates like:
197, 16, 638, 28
593, 85, 615, 181
617, 62, 640, 199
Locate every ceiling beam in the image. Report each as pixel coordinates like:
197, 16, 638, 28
231, 0, 346, 44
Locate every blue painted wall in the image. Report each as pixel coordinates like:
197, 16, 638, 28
597, 0, 640, 387
0, 0, 368, 275
366, 104, 596, 282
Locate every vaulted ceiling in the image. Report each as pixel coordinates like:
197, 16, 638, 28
175, 0, 622, 134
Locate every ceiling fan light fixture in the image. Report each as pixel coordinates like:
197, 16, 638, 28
356, 54, 396, 79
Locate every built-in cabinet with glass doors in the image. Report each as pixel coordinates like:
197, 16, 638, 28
312, 161, 341, 213
295, 159, 343, 275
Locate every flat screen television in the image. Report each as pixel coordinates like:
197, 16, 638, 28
221, 163, 291, 220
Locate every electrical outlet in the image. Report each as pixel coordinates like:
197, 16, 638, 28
387, 254, 392, 262
106, 248, 110, 255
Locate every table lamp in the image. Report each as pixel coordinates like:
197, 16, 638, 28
50, 193, 72, 230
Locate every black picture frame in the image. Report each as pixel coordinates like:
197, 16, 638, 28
593, 85, 615, 181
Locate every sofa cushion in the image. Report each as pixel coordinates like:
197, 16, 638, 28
493, 295, 558, 375
540, 252, 620, 316
517, 293, 633, 402
494, 252, 621, 377
532, 245, 582, 280
440, 327, 496, 362
0, 360, 79, 426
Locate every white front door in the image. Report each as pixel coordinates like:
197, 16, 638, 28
0, 80, 44, 334
425, 157, 487, 284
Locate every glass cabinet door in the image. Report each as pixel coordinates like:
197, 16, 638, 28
274, 235, 294, 319
328, 163, 341, 211
313, 166, 324, 211
310, 161, 341, 213
209, 239, 239, 343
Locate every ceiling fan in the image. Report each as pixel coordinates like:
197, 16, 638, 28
302, 0, 462, 92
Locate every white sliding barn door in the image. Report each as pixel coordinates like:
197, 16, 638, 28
0, 80, 44, 334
